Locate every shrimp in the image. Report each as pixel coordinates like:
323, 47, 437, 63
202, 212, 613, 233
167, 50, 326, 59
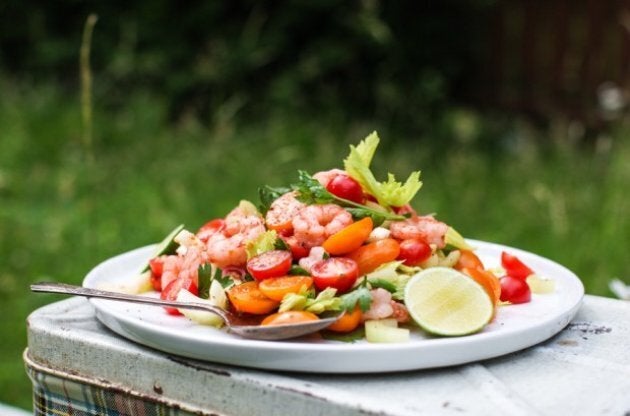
265, 191, 305, 234
206, 204, 265, 268
389, 215, 449, 248
292, 204, 353, 248
362, 288, 394, 321
161, 230, 211, 289
313, 169, 346, 187
298, 246, 327, 274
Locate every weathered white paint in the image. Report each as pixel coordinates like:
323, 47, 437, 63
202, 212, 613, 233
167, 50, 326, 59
26, 295, 630, 416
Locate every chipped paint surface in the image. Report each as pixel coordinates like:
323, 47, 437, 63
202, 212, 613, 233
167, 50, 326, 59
26, 295, 630, 416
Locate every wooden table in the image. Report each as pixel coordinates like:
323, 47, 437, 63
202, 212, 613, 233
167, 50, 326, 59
25, 295, 630, 415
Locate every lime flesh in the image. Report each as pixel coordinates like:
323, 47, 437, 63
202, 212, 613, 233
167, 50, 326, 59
404, 267, 493, 336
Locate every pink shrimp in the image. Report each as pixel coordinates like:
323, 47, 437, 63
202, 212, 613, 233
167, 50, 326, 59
313, 169, 346, 187
205, 205, 265, 268
362, 288, 394, 321
161, 247, 209, 290
389, 215, 449, 248
292, 204, 353, 248
265, 191, 305, 234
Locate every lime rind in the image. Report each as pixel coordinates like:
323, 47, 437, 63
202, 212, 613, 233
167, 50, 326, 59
404, 267, 493, 336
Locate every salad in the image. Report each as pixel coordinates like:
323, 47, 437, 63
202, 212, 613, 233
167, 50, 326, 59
131, 132, 552, 342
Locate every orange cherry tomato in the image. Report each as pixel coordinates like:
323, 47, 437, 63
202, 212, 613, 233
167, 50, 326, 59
322, 217, 373, 255
227, 281, 279, 315
261, 310, 320, 326
462, 267, 501, 306
346, 238, 401, 276
455, 250, 484, 271
326, 306, 362, 333
258, 276, 314, 301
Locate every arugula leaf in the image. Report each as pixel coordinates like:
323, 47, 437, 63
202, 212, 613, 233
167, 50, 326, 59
292, 170, 405, 225
197, 263, 214, 299
343, 131, 422, 209
340, 286, 372, 312
258, 185, 291, 215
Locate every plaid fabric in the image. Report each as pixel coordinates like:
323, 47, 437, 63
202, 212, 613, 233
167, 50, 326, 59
26, 362, 202, 416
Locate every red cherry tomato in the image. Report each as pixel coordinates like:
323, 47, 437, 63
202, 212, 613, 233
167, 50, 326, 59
326, 174, 364, 204
196, 219, 226, 242
397, 238, 432, 266
246, 250, 292, 281
148, 257, 164, 291
282, 236, 310, 260
160, 278, 198, 315
499, 276, 531, 304
311, 257, 359, 294
501, 251, 534, 280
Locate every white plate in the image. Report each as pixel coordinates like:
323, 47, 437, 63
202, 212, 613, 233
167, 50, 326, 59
83, 240, 584, 373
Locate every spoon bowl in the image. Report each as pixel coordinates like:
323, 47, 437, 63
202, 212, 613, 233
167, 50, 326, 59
30, 282, 342, 341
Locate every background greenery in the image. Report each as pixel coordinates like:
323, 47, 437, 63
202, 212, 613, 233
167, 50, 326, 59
1, 1, 628, 410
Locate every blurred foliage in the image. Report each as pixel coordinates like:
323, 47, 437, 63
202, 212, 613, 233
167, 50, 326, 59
0, 0, 492, 131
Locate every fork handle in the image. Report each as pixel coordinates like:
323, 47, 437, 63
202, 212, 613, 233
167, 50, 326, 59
30, 282, 229, 320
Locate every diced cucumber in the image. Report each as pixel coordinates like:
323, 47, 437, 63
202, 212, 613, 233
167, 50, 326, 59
176, 289, 225, 328
365, 319, 410, 343
141, 224, 185, 271
526, 274, 555, 294
96, 270, 153, 294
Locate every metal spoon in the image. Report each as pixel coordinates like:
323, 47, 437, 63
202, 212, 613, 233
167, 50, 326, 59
30, 282, 342, 341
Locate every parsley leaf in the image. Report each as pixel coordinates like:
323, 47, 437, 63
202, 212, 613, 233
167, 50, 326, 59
258, 185, 291, 215
292, 170, 406, 226
197, 263, 213, 299
340, 285, 372, 312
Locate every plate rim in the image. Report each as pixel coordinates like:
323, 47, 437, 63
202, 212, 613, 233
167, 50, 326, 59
83, 240, 584, 372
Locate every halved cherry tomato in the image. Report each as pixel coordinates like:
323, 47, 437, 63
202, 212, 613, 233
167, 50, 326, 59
462, 267, 501, 306
196, 219, 225, 241
347, 238, 401, 276
311, 258, 359, 293
326, 306, 362, 333
282, 236, 309, 260
261, 310, 319, 326
326, 174, 364, 204
148, 256, 164, 291
397, 238, 432, 266
258, 276, 314, 301
246, 250, 292, 281
499, 276, 531, 304
322, 217, 373, 255
501, 251, 534, 280
454, 250, 484, 271
160, 278, 198, 315
227, 281, 280, 314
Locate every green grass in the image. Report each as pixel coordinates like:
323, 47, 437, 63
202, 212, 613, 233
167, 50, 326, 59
1, 78, 629, 409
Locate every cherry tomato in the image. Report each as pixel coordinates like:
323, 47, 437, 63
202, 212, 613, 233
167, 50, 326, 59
148, 257, 164, 291
397, 238, 432, 266
347, 238, 400, 276
196, 219, 225, 242
160, 278, 198, 315
227, 281, 280, 315
501, 251, 534, 280
282, 236, 310, 260
261, 310, 319, 326
258, 275, 314, 301
499, 276, 531, 304
454, 250, 484, 271
311, 257, 360, 293
326, 174, 364, 204
246, 250, 292, 281
326, 306, 362, 333
322, 217, 373, 255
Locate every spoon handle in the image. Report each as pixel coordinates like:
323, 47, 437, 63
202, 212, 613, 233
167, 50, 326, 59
30, 282, 229, 321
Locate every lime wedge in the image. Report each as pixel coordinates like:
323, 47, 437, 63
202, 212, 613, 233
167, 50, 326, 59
404, 267, 493, 336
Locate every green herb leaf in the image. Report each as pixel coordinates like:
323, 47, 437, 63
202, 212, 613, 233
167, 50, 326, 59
213, 267, 235, 290
197, 263, 213, 299
343, 131, 422, 208
322, 327, 366, 342
340, 286, 372, 312
288, 265, 310, 276
258, 185, 291, 215
292, 171, 405, 225
368, 278, 398, 294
